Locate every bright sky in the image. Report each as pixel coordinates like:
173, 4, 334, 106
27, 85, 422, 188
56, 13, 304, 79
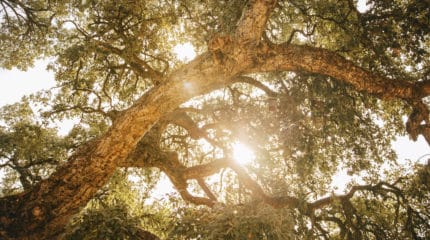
173, 42, 196, 62
0, 60, 55, 106
357, 0, 372, 13
233, 142, 255, 165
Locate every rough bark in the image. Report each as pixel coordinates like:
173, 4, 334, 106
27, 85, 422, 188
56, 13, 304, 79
246, 43, 430, 100
0, 53, 232, 239
1, 0, 429, 239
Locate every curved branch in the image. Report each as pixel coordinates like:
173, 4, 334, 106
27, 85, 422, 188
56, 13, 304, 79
247, 43, 430, 100
310, 181, 405, 210
243, 43, 430, 142
183, 158, 230, 180
166, 111, 214, 141
233, 75, 280, 97
120, 131, 220, 207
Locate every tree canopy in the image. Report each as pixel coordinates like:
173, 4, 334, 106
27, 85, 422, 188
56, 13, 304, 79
0, 0, 429, 239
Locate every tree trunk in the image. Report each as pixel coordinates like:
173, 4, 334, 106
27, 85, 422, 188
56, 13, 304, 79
0, 53, 234, 239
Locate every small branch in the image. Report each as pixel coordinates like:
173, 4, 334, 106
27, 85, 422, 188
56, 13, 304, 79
176, 187, 216, 207
91, 39, 163, 84
233, 75, 280, 97
47, 104, 109, 119
183, 158, 230, 180
197, 178, 217, 201
228, 161, 301, 209
310, 181, 405, 210
285, 25, 316, 44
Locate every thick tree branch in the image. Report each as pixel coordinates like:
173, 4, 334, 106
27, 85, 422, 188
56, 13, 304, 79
247, 43, 430, 100
244, 43, 430, 143
182, 158, 230, 180
234, 0, 277, 43
0, 52, 231, 239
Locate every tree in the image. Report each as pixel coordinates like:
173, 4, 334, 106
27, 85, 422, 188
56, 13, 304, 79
0, 0, 429, 239
62, 172, 164, 240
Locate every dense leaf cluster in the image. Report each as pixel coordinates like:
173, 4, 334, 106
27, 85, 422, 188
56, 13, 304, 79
0, 0, 429, 239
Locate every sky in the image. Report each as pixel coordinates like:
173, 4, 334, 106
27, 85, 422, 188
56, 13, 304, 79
0, 60, 55, 107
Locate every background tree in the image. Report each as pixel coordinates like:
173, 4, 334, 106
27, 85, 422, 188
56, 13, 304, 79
0, 0, 429, 239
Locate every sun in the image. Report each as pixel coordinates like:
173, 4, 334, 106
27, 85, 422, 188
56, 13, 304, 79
173, 42, 196, 62
232, 142, 255, 165
356, 0, 371, 13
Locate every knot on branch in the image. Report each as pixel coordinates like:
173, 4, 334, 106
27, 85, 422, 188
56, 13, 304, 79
208, 34, 235, 64
32, 206, 44, 220
208, 34, 234, 52
416, 80, 430, 98
107, 109, 122, 122
406, 101, 429, 142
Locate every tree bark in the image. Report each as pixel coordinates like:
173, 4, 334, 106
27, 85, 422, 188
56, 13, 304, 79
246, 43, 430, 99
0, 53, 232, 239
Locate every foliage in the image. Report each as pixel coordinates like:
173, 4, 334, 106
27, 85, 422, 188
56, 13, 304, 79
0, 100, 68, 194
169, 202, 295, 240
0, 0, 429, 239
0, 0, 58, 69
64, 171, 170, 240
64, 203, 147, 240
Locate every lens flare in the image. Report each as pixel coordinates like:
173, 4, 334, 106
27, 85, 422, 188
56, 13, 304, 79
173, 42, 196, 62
232, 142, 255, 165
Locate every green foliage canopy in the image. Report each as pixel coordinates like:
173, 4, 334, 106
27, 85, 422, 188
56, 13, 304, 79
0, 0, 429, 239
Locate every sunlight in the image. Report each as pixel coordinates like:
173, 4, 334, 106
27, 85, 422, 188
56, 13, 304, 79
356, 0, 371, 13
232, 142, 255, 165
331, 168, 352, 194
173, 42, 196, 62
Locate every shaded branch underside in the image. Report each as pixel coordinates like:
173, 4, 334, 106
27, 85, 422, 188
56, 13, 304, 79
120, 130, 413, 219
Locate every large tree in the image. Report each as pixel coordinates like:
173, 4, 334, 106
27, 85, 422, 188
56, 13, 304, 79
0, 0, 429, 239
